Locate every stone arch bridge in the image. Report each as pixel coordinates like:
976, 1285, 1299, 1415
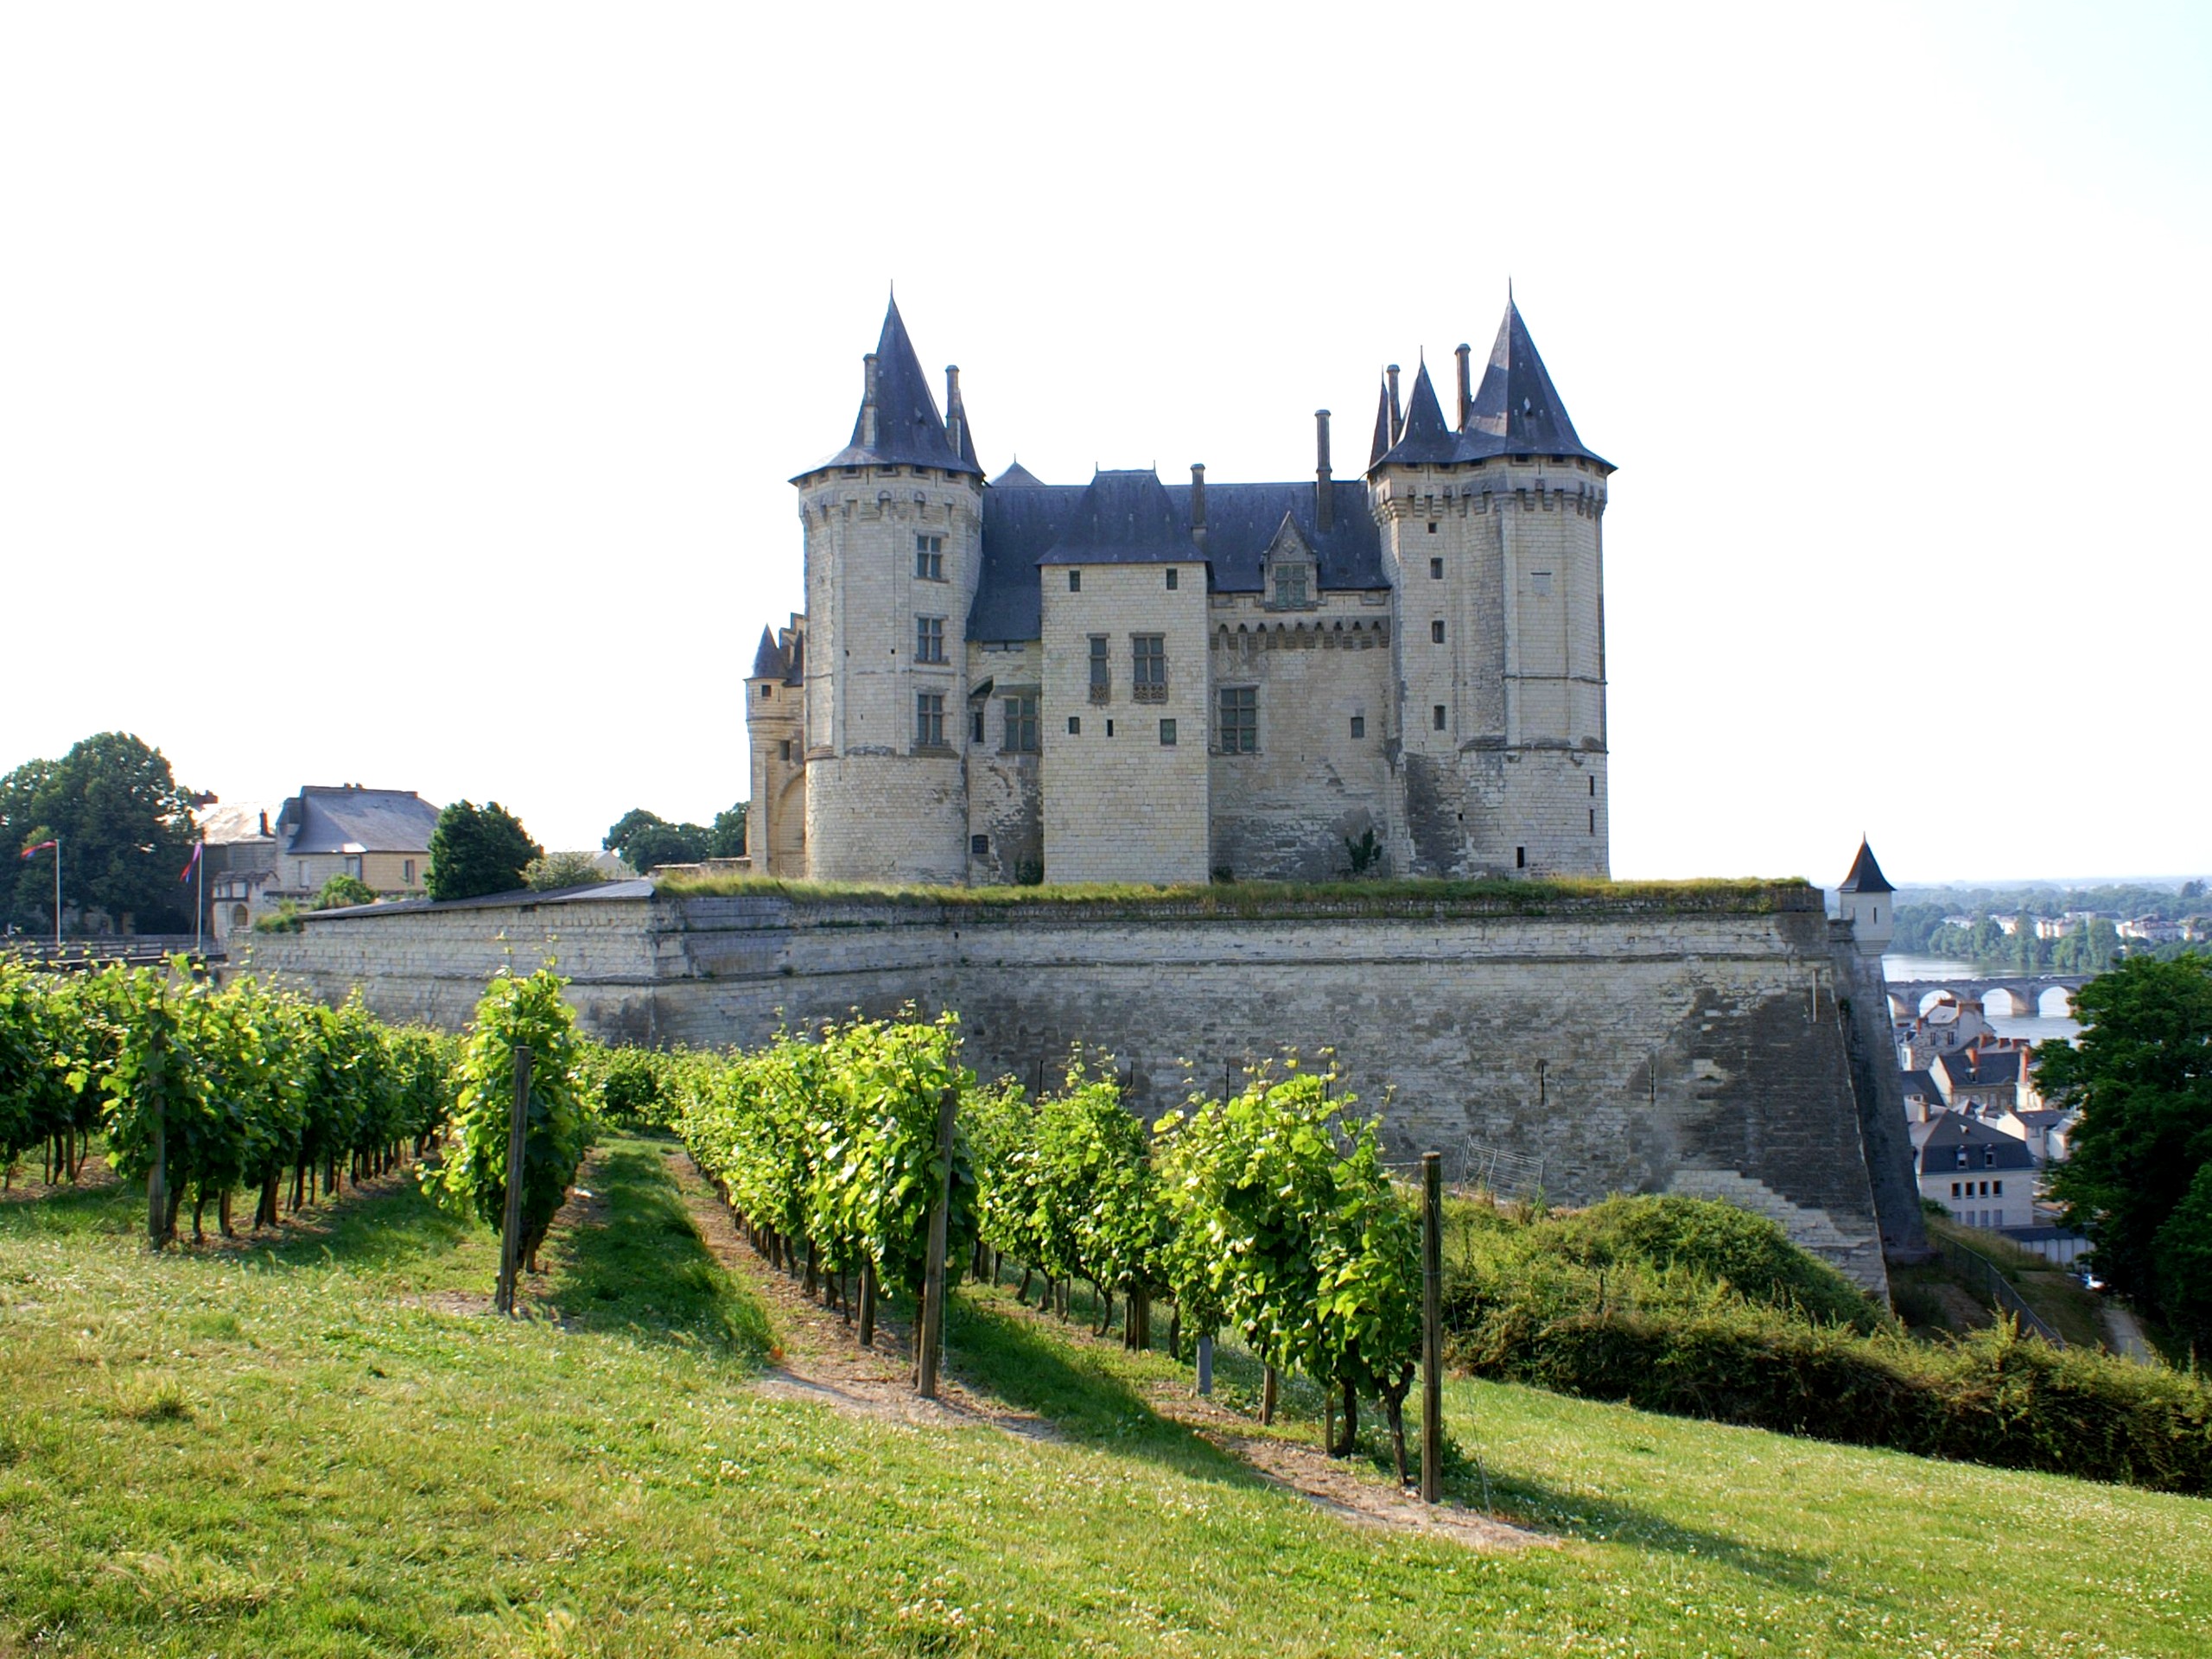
1885, 975, 2088, 1021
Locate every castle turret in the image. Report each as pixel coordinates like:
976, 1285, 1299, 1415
1837, 837, 1896, 957
745, 619, 806, 875
1370, 298, 1611, 878
786, 299, 984, 883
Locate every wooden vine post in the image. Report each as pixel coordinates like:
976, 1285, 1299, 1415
145, 1033, 168, 1252
494, 1046, 531, 1317
916, 1082, 958, 1400
1421, 1149, 1444, 1503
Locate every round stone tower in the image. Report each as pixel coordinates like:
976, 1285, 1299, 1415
1369, 299, 1612, 878
790, 300, 985, 884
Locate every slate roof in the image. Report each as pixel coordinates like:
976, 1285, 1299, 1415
1373, 302, 1612, 472
1901, 1069, 1942, 1102
1936, 1047, 2024, 1090
969, 469, 1389, 643
796, 298, 982, 480
751, 626, 785, 681
194, 802, 276, 845
990, 460, 1047, 489
1839, 838, 1895, 894
1918, 1111, 2036, 1175
274, 786, 440, 856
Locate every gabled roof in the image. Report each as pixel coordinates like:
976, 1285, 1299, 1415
1936, 1047, 2024, 1090
1263, 512, 1313, 563
1371, 300, 1612, 473
796, 297, 982, 480
275, 786, 440, 856
1917, 1111, 2036, 1173
1838, 838, 1895, 894
1901, 1069, 1942, 1101
991, 459, 1047, 490
194, 801, 277, 845
968, 474, 1389, 642
1037, 470, 1200, 566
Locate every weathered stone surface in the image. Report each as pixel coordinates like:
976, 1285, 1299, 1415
238, 883, 1897, 1294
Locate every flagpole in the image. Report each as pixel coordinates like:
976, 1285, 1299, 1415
194, 840, 204, 957
54, 837, 61, 953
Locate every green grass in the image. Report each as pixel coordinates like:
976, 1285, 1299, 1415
650, 870, 1808, 917
3, 1138, 2208, 1656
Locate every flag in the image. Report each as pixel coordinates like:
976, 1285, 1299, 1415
20, 840, 56, 859
181, 842, 203, 883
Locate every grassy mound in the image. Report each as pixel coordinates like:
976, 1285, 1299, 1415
1445, 1193, 2212, 1493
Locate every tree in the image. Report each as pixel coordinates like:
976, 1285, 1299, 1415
315, 873, 378, 910
2042, 954, 2212, 1344
426, 801, 540, 901
1, 734, 198, 934
601, 807, 710, 874
523, 850, 607, 892
709, 803, 747, 859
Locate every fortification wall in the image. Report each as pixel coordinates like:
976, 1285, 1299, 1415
238, 883, 1894, 1293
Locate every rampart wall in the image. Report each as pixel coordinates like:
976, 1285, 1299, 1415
235, 883, 1912, 1294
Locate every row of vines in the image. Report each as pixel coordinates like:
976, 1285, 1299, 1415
0, 959, 594, 1268
639, 1013, 1428, 1474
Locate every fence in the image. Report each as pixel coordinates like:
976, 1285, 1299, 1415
1932, 1234, 2066, 1347
0, 936, 215, 971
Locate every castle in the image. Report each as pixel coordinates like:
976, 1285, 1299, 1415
747, 296, 1614, 887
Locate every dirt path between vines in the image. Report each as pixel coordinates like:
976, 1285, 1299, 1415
664, 1146, 1542, 1553
0, 1153, 118, 1203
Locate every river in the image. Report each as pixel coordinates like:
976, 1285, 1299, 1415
1882, 953, 2080, 1045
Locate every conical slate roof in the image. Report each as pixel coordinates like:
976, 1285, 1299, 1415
1372, 299, 1611, 473
1376, 359, 1459, 465
749, 626, 784, 681
794, 297, 982, 480
1838, 838, 1894, 894
1368, 375, 1395, 468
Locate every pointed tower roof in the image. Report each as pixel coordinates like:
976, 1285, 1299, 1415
944, 364, 982, 472
1463, 298, 1607, 467
1838, 838, 1894, 894
990, 459, 1046, 489
1375, 359, 1459, 466
1368, 374, 1395, 468
794, 297, 982, 480
749, 626, 785, 681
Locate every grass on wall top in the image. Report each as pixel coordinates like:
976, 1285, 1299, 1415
650, 872, 1815, 918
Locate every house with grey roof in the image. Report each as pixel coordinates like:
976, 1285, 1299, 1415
257, 785, 441, 916
1917, 1112, 2037, 1231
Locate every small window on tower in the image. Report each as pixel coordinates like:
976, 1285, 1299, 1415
1069, 569, 1081, 592
1530, 570, 1554, 596
1067, 715, 1081, 735
1431, 620, 1446, 644
917, 615, 947, 664
970, 835, 988, 856
1432, 704, 1446, 731
1159, 718, 1176, 746
780, 740, 793, 762
1430, 556, 1443, 580
1165, 568, 1179, 590
915, 534, 945, 581
760, 683, 772, 699
1427, 522, 1438, 534
1350, 715, 1365, 740
1516, 846, 1527, 869
971, 709, 985, 744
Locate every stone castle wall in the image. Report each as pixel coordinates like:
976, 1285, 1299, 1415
238, 882, 1904, 1293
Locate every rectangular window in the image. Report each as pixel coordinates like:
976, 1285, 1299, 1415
915, 692, 944, 747
1955, 1148, 1969, 1169
403, 859, 415, 884
1951, 1182, 1961, 1198
1218, 686, 1257, 753
1431, 620, 1446, 644
1160, 718, 1177, 746
1350, 715, 1365, 740
1277, 565, 1308, 607
1993, 1180, 2003, 1195
1069, 569, 1081, 592
780, 739, 793, 762
916, 615, 946, 664
915, 534, 945, 581
970, 834, 988, 856
1132, 633, 1166, 702
1089, 634, 1110, 702
1430, 556, 1444, 579
344, 855, 362, 880
1590, 807, 1596, 835
1067, 715, 1080, 735
1984, 1148, 1996, 1167
1530, 570, 1554, 596
1433, 703, 1446, 731
1003, 694, 1039, 753
971, 709, 985, 744
1516, 846, 1527, 869
1166, 568, 1179, 590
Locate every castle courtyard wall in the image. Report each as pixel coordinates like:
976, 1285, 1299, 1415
238, 883, 1897, 1293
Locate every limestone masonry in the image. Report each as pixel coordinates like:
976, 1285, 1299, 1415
241, 883, 1922, 1294
749, 296, 1611, 887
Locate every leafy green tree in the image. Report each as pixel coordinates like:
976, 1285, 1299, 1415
523, 849, 607, 892
315, 873, 378, 910
601, 808, 710, 874
1, 734, 198, 934
2043, 955, 2212, 1339
426, 801, 541, 901
429, 969, 591, 1274
709, 803, 747, 858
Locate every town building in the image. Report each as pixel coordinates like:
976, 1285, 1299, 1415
210, 785, 442, 938
747, 296, 1614, 886
1917, 1111, 2037, 1231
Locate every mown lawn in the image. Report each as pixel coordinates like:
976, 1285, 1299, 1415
1, 1132, 2205, 1657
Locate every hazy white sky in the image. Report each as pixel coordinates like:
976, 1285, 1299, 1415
3, 2, 2206, 884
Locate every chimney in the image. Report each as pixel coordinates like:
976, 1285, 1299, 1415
1314, 410, 1333, 532
861, 352, 880, 448
944, 364, 964, 455
1189, 462, 1207, 549
1386, 365, 1402, 445
257, 810, 270, 837
1454, 343, 1472, 429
